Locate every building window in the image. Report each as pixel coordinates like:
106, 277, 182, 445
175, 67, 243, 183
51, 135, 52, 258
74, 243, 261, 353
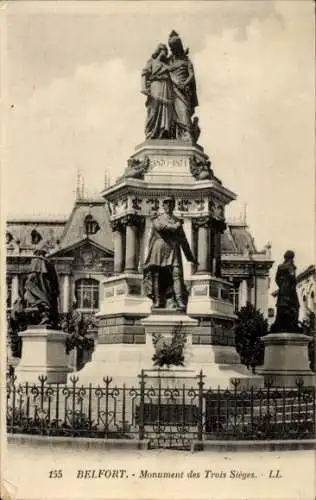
84, 215, 100, 236
6, 277, 12, 308
31, 229, 42, 245
75, 278, 99, 310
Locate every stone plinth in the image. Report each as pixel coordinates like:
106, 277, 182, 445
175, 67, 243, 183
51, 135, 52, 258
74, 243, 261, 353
141, 310, 198, 364
141, 310, 263, 390
101, 273, 151, 316
15, 327, 71, 384
258, 332, 315, 387
187, 275, 236, 319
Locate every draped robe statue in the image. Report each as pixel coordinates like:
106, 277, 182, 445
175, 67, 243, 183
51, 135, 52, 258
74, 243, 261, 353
141, 32, 199, 142
271, 250, 300, 333
24, 246, 60, 328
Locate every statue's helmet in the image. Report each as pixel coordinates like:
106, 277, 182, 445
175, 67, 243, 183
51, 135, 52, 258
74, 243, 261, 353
168, 30, 185, 55
284, 249, 295, 260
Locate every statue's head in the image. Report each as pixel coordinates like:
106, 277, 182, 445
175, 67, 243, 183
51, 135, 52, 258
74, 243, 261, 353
284, 249, 295, 262
162, 196, 176, 214
168, 30, 185, 56
152, 43, 168, 60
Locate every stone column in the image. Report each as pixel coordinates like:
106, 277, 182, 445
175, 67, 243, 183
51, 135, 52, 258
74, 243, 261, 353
232, 278, 242, 313
62, 274, 70, 313
246, 277, 253, 304
124, 215, 144, 273
193, 217, 210, 274
214, 230, 222, 277
112, 221, 124, 274
239, 279, 248, 308
11, 275, 19, 306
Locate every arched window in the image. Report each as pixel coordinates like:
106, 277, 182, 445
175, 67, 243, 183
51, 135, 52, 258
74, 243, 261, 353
75, 278, 99, 310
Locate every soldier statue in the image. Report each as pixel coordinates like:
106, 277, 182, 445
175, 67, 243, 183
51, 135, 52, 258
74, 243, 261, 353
143, 196, 197, 311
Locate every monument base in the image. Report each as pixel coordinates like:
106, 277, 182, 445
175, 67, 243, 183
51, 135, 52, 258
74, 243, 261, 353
75, 309, 264, 389
15, 326, 71, 384
141, 310, 263, 389
258, 332, 315, 387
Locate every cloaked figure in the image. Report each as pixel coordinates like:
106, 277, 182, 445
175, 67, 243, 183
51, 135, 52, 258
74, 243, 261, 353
271, 250, 300, 333
141, 43, 175, 140
24, 243, 60, 328
143, 196, 197, 311
167, 30, 198, 141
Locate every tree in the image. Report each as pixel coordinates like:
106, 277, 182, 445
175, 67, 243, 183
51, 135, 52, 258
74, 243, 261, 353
60, 310, 96, 370
234, 303, 268, 373
300, 309, 315, 372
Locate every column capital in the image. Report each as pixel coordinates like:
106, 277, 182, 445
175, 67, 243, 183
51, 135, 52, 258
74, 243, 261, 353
121, 214, 145, 229
192, 215, 212, 229
110, 219, 123, 232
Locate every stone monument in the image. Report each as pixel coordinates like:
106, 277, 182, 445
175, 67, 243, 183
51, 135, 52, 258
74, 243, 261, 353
77, 32, 263, 388
259, 250, 315, 387
13, 243, 70, 384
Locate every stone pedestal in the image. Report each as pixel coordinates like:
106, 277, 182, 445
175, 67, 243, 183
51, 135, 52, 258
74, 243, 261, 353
187, 275, 236, 319
15, 327, 71, 384
258, 332, 315, 387
141, 310, 198, 366
101, 273, 151, 316
141, 310, 263, 389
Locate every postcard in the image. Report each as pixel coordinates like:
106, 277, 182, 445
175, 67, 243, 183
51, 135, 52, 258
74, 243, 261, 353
1, 1, 315, 499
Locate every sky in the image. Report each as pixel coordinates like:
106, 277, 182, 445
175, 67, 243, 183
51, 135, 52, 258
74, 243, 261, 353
2, 0, 315, 275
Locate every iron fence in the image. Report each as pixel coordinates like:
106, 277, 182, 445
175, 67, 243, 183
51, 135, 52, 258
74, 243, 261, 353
6, 370, 316, 449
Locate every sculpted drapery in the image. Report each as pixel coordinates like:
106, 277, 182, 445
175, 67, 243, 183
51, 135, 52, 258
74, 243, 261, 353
141, 32, 199, 142
271, 250, 300, 333
24, 247, 60, 328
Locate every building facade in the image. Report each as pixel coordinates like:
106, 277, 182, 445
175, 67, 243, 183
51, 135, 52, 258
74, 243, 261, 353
296, 265, 315, 321
6, 194, 273, 321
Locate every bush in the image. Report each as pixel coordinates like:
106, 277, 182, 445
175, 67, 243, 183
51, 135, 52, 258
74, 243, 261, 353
234, 303, 268, 372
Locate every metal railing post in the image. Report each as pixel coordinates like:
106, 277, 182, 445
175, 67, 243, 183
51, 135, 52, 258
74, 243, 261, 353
138, 369, 145, 441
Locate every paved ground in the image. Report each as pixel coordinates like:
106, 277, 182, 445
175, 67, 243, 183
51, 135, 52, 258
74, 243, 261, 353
2, 443, 315, 500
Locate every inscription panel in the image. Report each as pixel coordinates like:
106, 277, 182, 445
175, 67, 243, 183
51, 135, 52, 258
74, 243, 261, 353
150, 156, 190, 170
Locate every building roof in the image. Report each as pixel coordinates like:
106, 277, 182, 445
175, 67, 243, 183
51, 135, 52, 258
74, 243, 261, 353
6, 219, 66, 253
58, 198, 113, 252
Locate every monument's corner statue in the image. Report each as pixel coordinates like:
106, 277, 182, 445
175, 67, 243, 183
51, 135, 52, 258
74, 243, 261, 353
141, 31, 199, 142
271, 250, 300, 333
23, 243, 60, 328
143, 196, 197, 312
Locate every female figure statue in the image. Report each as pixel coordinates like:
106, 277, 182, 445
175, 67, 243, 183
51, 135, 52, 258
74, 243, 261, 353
141, 43, 175, 140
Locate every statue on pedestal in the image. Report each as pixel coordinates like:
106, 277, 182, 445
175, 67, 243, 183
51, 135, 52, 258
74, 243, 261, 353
23, 244, 60, 328
271, 250, 300, 333
143, 196, 197, 312
141, 31, 199, 142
